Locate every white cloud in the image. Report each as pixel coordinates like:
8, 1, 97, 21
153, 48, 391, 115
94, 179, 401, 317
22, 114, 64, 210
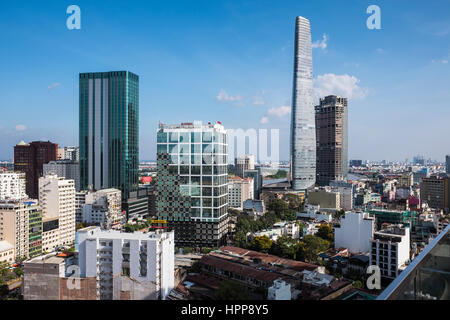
253, 90, 265, 106
268, 106, 291, 117
376, 48, 385, 54
312, 34, 328, 50
48, 83, 61, 90
441, 59, 449, 64
15, 124, 27, 131
260, 117, 269, 124
314, 74, 368, 100
216, 89, 244, 107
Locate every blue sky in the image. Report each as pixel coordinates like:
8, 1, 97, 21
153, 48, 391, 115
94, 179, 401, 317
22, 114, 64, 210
0, 0, 449, 162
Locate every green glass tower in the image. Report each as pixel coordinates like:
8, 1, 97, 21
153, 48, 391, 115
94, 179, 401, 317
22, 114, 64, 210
79, 71, 139, 200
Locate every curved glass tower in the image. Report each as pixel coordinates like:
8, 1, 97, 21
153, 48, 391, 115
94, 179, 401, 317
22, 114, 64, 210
290, 16, 316, 190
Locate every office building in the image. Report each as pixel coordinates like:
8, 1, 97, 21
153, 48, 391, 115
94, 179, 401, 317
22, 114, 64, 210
234, 155, 255, 178
370, 225, 410, 280
244, 167, 263, 199
420, 176, 450, 212
77, 227, 175, 300
43, 160, 80, 191
0, 172, 26, 201
14, 140, 58, 199
315, 95, 348, 186
228, 176, 254, 210
0, 200, 42, 260
335, 212, 375, 254
156, 121, 229, 247
290, 16, 316, 190
79, 71, 139, 200
122, 187, 152, 221
39, 174, 76, 248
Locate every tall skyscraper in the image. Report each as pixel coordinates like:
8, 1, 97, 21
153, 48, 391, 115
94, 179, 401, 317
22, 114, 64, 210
290, 16, 316, 191
446, 155, 450, 175
156, 121, 229, 247
79, 71, 139, 200
234, 154, 255, 178
315, 95, 348, 186
14, 140, 58, 199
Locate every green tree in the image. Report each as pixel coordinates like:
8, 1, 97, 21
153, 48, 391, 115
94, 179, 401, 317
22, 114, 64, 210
280, 209, 297, 222
269, 236, 299, 259
283, 193, 302, 210
13, 268, 23, 277
250, 235, 273, 253
297, 235, 330, 263
0, 285, 9, 297
182, 247, 193, 254
215, 280, 250, 300
316, 225, 334, 243
234, 230, 247, 247
268, 199, 289, 217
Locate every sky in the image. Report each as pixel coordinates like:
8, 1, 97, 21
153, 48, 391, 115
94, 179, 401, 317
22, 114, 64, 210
0, 0, 449, 162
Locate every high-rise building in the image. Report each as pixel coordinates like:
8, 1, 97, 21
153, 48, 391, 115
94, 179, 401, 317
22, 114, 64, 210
14, 140, 58, 199
0, 172, 27, 201
39, 174, 76, 248
0, 200, 42, 260
420, 176, 450, 212
290, 16, 316, 191
43, 160, 80, 191
243, 167, 263, 199
234, 155, 255, 178
76, 227, 175, 300
228, 176, 254, 209
79, 71, 139, 200
446, 155, 450, 175
156, 121, 229, 247
315, 95, 348, 186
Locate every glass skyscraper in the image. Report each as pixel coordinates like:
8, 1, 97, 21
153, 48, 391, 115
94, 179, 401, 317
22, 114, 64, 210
79, 71, 139, 200
156, 121, 229, 247
290, 16, 316, 190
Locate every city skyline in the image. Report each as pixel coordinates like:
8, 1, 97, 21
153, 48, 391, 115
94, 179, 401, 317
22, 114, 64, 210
1, 1, 450, 162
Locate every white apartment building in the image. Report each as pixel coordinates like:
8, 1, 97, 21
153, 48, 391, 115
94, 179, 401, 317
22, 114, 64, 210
228, 176, 254, 210
370, 225, 410, 279
81, 188, 122, 229
0, 200, 42, 260
77, 227, 175, 300
0, 172, 26, 201
335, 211, 375, 253
267, 279, 291, 300
75, 191, 88, 224
39, 174, 76, 248
43, 160, 80, 191
0, 240, 15, 263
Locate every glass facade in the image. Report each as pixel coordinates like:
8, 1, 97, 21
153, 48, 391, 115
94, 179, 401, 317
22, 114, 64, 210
290, 16, 316, 190
79, 71, 139, 200
156, 122, 228, 223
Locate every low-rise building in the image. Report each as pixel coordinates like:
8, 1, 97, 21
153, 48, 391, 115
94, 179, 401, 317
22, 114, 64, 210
0, 240, 15, 263
308, 188, 340, 210
334, 211, 375, 254
267, 279, 291, 300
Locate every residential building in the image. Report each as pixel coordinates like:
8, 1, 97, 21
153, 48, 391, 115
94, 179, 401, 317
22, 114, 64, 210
63, 146, 79, 161
42, 217, 59, 253
81, 188, 122, 229
0, 172, 26, 201
367, 209, 417, 230
267, 279, 291, 300
234, 155, 255, 178
0, 200, 42, 260
156, 121, 229, 247
315, 95, 348, 186
297, 204, 332, 222
0, 240, 15, 263
243, 167, 263, 199
14, 140, 58, 199
413, 168, 429, 184
228, 176, 254, 209
307, 188, 341, 210
75, 191, 88, 224
370, 225, 410, 280
39, 174, 76, 247
397, 173, 414, 187
77, 226, 175, 300
79, 71, 139, 200
290, 16, 316, 190
420, 176, 450, 212
43, 160, 80, 191
334, 212, 375, 253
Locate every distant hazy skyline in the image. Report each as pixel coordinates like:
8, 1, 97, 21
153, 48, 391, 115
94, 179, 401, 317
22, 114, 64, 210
1, 0, 449, 162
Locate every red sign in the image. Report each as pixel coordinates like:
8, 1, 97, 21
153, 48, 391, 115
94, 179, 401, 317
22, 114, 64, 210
142, 176, 152, 184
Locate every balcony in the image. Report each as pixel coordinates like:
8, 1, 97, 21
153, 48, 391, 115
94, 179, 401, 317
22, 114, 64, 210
378, 224, 450, 300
